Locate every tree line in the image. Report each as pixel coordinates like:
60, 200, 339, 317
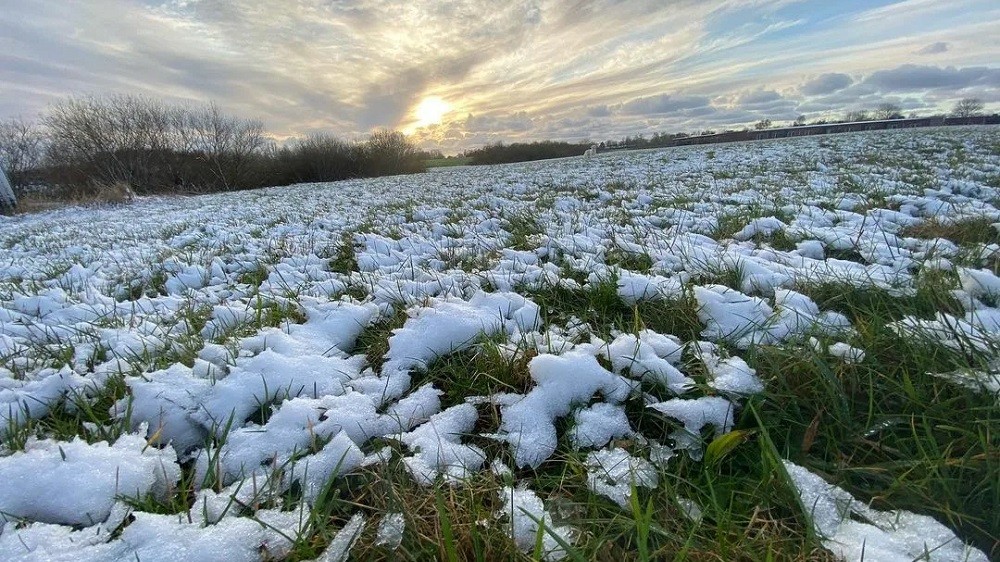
626, 98, 988, 152
463, 140, 593, 165
455, 98, 990, 166
0, 94, 427, 198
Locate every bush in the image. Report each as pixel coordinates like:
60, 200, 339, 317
361, 129, 425, 176
465, 140, 591, 165
266, 135, 362, 185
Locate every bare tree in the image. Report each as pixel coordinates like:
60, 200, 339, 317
793, 115, 807, 127
873, 102, 903, 120
951, 98, 985, 118
42, 94, 174, 191
0, 118, 45, 194
845, 109, 869, 122
754, 119, 772, 130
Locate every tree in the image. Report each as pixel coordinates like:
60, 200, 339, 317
43, 94, 175, 190
873, 102, 903, 120
845, 109, 869, 122
754, 119, 772, 130
182, 103, 267, 191
951, 98, 984, 118
793, 115, 807, 127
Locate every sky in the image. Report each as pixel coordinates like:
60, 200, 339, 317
2, 0, 999, 153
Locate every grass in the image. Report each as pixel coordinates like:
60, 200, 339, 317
522, 277, 702, 343
414, 338, 535, 409
901, 216, 1000, 247
9, 182, 137, 215
3, 129, 1000, 561
426, 157, 474, 168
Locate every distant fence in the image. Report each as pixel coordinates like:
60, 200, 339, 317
602, 116, 1000, 152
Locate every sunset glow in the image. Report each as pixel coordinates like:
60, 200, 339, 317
414, 96, 450, 128
1, 1, 997, 153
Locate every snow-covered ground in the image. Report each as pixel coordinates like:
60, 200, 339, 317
1, 127, 998, 561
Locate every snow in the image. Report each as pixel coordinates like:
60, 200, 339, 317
0, 433, 179, 526
498, 486, 577, 560
399, 403, 485, 485
497, 350, 635, 467
606, 330, 692, 393
648, 396, 736, 459
783, 461, 988, 562
698, 345, 764, 395
1, 127, 998, 557
585, 448, 658, 508
569, 402, 632, 449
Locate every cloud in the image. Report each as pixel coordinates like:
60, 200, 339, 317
462, 112, 534, 134
586, 105, 612, 118
732, 89, 781, 106
2, 1, 999, 151
618, 94, 710, 115
799, 73, 853, 96
916, 41, 949, 55
863, 64, 1000, 91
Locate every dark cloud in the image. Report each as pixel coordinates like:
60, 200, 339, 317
799, 73, 853, 96
735, 90, 781, 105
916, 42, 949, 55
864, 64, 1000, 92
586, 105, 612, 117
463, 112, 533, 133
618, 94, 710, 115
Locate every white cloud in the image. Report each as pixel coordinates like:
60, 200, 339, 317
1, 0, 998, 150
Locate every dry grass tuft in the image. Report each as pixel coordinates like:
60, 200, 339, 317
11, 182, 137, 215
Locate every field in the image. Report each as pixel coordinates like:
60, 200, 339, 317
425, 156, 474, 168
0, 127, 998, 561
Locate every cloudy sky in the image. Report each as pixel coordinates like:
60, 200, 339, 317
2, 0, 999, 152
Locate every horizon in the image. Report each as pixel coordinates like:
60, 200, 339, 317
2, 1, 999, 153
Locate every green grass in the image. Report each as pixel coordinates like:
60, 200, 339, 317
5, 131, 1000, 561
426, 157, 474, 168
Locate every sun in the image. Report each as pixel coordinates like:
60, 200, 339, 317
414, 96, 450, 127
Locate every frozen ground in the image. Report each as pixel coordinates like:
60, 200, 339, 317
1, 127, 998, 560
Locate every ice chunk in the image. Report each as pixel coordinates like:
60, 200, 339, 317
375, 512, 405, 550
310, 513, 365, 562
498, 486, 577, 560
585, 448, 658, 508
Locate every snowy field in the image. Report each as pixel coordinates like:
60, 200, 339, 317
1, 127, 998, 561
